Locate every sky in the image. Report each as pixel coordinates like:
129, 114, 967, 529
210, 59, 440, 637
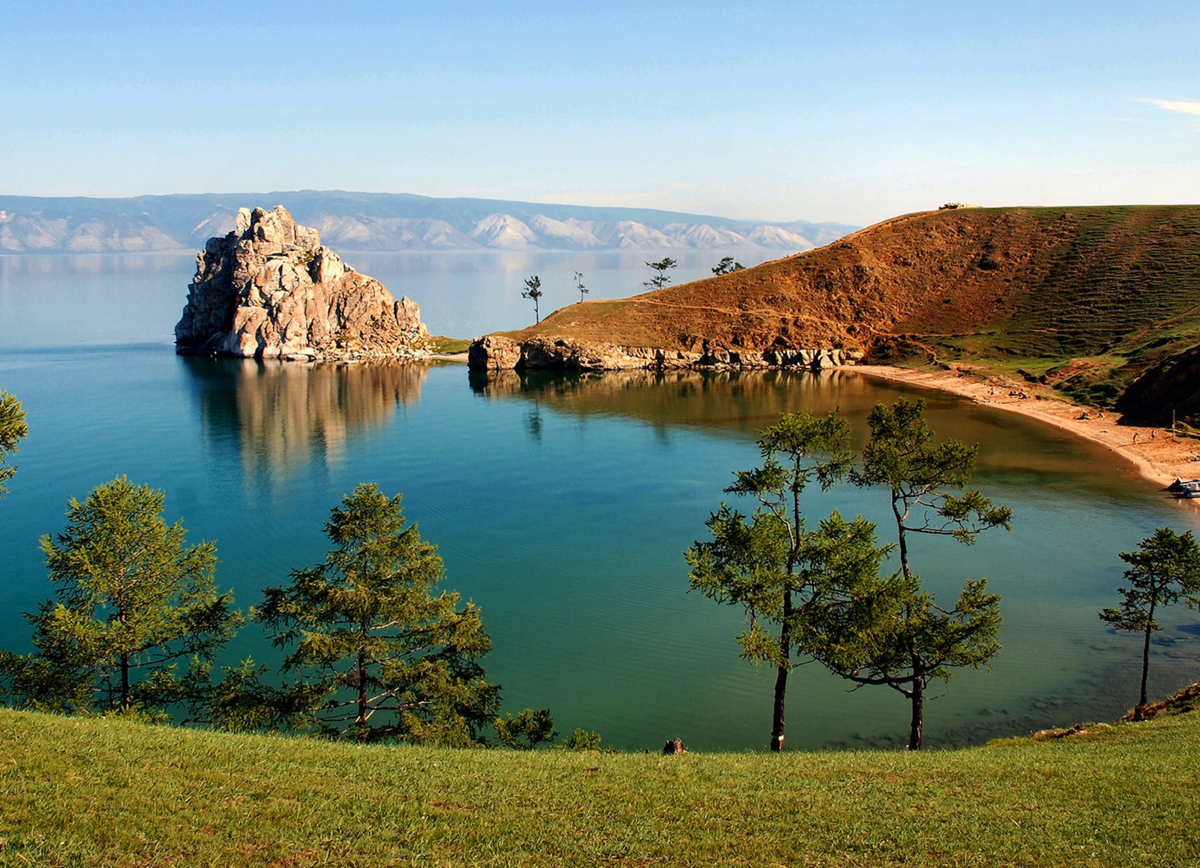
3, 0, 1198, 226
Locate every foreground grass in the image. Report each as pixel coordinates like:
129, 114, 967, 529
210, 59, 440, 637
2, 708, 1198, 867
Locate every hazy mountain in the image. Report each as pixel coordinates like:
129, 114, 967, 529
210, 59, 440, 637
0, 191, 858, 254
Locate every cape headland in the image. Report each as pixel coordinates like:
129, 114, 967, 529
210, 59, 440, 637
468, 204, 1200, 426
175, 206, 429, 361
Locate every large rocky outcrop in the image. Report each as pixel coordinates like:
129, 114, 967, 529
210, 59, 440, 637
467, 334, 858, 372
175, 206, 429, 361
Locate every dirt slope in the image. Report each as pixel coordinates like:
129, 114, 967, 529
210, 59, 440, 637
510, 205, 1200, 418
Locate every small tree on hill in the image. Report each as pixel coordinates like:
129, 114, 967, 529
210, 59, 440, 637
574, 270, 588, 303
258, 483, 500, 744
0, 391, 28, 498
686, 410, 888, 751
643, 257, 677, 290
0, 477, 238, 716
522, 275, 544, 323
1100, 527, 1200, 718
712, 256, 745, 276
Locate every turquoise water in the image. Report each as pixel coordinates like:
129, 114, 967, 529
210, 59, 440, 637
1, 253, 1199, 751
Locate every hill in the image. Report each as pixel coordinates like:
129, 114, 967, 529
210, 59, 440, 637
499, 205, 1200, 421
0, 191, 855, 254
1, 695, 1198, 866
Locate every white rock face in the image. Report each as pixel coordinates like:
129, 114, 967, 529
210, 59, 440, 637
175, 206, 429, 361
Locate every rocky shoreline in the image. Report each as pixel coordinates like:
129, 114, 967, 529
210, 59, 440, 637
466, 333, 863, 372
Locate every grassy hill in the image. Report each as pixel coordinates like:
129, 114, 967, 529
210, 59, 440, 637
514, 205, 1200, 420
2, 698, 1199, 867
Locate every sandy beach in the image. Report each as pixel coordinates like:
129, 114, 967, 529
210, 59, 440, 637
856, 364, 1200, 491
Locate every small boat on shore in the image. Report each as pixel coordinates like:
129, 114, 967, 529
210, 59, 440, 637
1169, 477, 1200, 498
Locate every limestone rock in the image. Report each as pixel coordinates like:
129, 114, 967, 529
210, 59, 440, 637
467, 335, 523, 370
466, 333, 856, 373
175, 206, 429, 361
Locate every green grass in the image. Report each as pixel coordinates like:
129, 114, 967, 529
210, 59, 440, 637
425, 336, 472, 354
3, 705, 1199, 866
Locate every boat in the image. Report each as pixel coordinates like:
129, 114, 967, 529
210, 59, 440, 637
1170, 477, 1200, 498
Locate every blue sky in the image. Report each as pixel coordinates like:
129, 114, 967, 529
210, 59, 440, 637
3, 0, 1198, 225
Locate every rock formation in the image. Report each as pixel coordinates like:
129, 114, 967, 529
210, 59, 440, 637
467, 333, 859, 372
175, 206, 429, 361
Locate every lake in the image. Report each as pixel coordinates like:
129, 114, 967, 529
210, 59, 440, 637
1, 250, 1198, 751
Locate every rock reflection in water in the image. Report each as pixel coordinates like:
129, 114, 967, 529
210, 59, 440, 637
186, 357, 428, 479
468, 367, 891, 442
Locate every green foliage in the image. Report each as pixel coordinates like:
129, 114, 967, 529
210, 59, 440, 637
0, 476, 237, 716
1100, 527, 1200, 713
561, 727, 614, 752
801, 572, 1002, 738
712, 256, 745, 275
494, 707, 558, 750
643, 256, 677, 290
854, 398, 1011, 576
574, 270, 588, 303
686, 410, 888, 750
841, 398, 1009, 749
201, 657, 319, 733
522, 274, 544, 323
257, 483, 500, 745
0, 390, 28, 498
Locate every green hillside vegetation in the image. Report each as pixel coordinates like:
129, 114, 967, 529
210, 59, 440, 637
514, 205, 1200, 421
2, 695, 1199, 867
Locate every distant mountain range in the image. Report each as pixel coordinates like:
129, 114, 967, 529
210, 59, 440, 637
0, 190, 857, 254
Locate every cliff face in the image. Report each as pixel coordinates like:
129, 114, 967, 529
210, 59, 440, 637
175, 206, 428, 361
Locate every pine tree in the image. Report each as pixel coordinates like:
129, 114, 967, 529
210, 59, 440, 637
258, 483, 500, 744
1100, 527, 1200, 717
686, 411, 886, 751
0, 477, 237, 716
0, 391, 28, 498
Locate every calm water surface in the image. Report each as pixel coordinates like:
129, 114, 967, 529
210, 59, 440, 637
1, 252, 1198, 751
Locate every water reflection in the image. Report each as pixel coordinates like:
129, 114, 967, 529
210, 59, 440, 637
182, 356, 429, 480
468, 367, 1155, 493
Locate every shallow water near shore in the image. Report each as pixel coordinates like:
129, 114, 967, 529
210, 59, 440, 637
2, 252, 1199, 751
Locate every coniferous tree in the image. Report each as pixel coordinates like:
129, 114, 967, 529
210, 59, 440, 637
494, 707, 557, 749
0, 391, 28, 498
712, 256, 744, 275
643, 257, 677, 290
522, 275, 543, 323
1100, 527, 1200, 718
686, 411, 887, 751
258, 484, 499, 744
815, 398, 1010, 749
0, 477, 237, 716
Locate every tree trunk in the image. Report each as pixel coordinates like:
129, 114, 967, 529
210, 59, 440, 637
771, 588, 792, 752
357, 645, 368, 738
770, 662, 787, 752
1138, 598, 1156, 716
897, 524, 911, 580
908, 663, 924, 750
120, 653, 131, 710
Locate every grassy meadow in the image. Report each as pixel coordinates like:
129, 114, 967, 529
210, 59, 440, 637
2, 700, 1198, 867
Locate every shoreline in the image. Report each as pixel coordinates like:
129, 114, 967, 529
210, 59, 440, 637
855, 364, 1199, 490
